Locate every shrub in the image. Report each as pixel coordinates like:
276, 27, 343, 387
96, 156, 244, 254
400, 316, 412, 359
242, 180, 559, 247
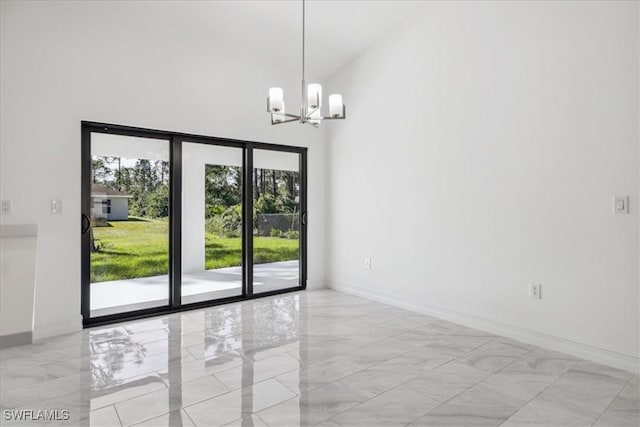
269, 228, 298, 240
206, 205, 226, 217
270, 228, 284, 238
205, 204, 242, 237
283, 230, 299, 240
146, 185, 169, 218
255, 194, 282, 214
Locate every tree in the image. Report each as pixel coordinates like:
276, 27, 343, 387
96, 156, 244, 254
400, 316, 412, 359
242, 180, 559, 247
146, 185, 169, 218
156, 161, 169, 185
205, 165, 241, 212
92, 157, 112, 183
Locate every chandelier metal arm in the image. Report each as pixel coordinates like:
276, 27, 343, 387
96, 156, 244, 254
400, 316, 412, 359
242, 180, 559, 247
271, 116, 300, 125
320, 105, 347, 120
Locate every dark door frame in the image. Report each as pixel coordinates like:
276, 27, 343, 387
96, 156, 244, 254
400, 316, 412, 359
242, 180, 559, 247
81, 121, 308, 327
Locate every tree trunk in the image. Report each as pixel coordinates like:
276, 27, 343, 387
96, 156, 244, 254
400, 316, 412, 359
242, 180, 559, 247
117, 158, 122, 190
254, 169, 259, 199
90, 228, 98, 252
288, 173, 295, 199
272, 170, 277, 196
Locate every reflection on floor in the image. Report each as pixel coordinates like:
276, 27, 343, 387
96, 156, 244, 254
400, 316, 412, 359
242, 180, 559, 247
90, 260, 299, 316
1, 290, 638, 426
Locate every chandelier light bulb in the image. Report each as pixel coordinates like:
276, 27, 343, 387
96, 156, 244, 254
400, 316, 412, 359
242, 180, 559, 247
329, 94, 343, 118
307, 83, 322, 110
269, 87, 284, 112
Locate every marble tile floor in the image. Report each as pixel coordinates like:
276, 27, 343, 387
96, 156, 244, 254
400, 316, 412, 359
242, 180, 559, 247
0, 290, 638, 427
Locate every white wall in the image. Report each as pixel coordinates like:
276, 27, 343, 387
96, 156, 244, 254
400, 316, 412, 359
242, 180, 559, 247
326, 1, 639, 371
108, 198, 129, 221
0, 1, 326, 339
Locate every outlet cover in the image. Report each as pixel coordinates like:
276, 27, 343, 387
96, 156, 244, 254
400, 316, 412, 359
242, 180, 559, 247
1, 200, 11, 215
529, 283, 541, 300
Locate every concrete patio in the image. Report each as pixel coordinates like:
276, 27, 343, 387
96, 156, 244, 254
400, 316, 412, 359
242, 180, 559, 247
90, 260, 299, 317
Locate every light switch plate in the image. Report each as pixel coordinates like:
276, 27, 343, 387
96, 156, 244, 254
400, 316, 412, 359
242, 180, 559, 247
51, 199, 63, 214
614, 196, 629, 214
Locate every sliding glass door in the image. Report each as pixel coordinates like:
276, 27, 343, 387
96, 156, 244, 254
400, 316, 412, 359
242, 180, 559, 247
252, 149, 302, 294
81, 122, 307, 325
181, 142, 244, 304
85, 132, 171, 318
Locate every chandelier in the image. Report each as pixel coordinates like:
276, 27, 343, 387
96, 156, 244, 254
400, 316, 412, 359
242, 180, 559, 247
266, 0, 346, 128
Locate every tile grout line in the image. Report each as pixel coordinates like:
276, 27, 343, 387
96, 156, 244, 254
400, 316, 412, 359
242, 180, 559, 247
408, 343, 591, 425
97, 370, 170, 415
494, 352, 577, 426
183, 407, 198, 427
589, 375, 635, 427
272, 375, 299, 396
258, 313, 443, 395
254, 410, 273, 427
495, 358, 595, 427
400, 339, 537, 425
112, 403, 125, 427
315, 328, 500, 426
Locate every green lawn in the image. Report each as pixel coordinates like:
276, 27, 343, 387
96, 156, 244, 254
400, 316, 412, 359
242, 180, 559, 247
91, 218, 298, 283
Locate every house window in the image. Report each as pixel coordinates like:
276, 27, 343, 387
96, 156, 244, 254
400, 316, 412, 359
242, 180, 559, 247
101, 199, 111, 214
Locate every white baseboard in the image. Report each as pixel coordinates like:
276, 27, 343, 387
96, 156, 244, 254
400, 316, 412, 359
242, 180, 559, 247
330, 282, 639, 374
33, 315, 82, 341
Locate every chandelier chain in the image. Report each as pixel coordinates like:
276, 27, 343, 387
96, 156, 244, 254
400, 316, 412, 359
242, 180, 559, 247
301, 0, 306, 112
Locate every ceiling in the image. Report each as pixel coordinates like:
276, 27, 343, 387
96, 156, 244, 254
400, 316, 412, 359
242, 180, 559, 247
202, 0, 429, 79
84, 0, 429, 81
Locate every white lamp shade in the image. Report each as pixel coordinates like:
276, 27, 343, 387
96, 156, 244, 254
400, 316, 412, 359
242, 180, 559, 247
269, 87, 284, 112
329, 94, 343, 117
307, 83, 322, 109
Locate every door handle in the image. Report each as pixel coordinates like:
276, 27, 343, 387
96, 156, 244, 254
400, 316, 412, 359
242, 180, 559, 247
81, 213, 91, 234
301, 212, 307, 226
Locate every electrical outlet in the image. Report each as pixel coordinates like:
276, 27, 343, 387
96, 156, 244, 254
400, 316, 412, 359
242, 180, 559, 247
529, 283, 541, 300
364, 257, 371, 269
1, 200, 11, 215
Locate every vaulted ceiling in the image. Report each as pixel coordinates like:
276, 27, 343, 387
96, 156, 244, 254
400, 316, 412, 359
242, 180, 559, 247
73, 0, 428, 81
197, 0, 429, 80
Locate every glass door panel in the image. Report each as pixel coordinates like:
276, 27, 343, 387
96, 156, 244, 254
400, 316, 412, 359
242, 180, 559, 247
89, 132, 170, 317
181, 142, 244, 304
252, 149, 301, 293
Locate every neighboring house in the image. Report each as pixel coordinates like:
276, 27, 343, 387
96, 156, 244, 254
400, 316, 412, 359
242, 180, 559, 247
91, 183, 132, 221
